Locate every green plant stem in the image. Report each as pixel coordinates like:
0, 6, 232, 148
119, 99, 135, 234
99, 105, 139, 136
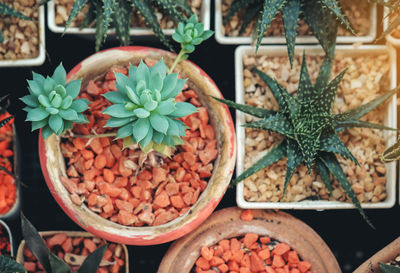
168, 49, 186, 74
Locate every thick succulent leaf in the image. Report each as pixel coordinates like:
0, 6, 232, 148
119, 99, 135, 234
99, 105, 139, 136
49, 115, 64, 135
164, 79, 186, 100
319, 152, 374, 228
315, 54, 334, 90
21, 213, 52, 272
52, 63, 67, 85
157, 0, 186, 23
276, 84, 300, 119
105, 117, 133, 128
102, 0, 115, 42
282, 139, 302, 197
169, 102, 197, 118
319, 133, 359, 165
26, 108, 49, 122
75, 113, 88, 124
77, 244, 108, 273
296, 54, 314, 101
255, 0, 287, 51
103, 91, 128, 104
150, 113, 169, 134
28, 80, 43, 96
70, 99, 89, 112
315, 157, 333, 195
80, 1, 96, 29
297, 134, 320, 171
65, 0, 88, 30
334, 120, 397, 132
139, 127, 153, 148
157, 100, 175, 115
42, 125, 53, 139
65, 79, 82, 99
20, 95, 39, 108
381, 139, 400, 163
224, 0, 258, 24
302, 0, 338, 59
59, 109, 78, 121
0, 256, 26, 272
149, 73, 163, 92
117, 123, 133, 139
48, 252, 70, 273
320, 0, 354, 34
281, 0, 300, 66
334, 86, 399, 121
243, 114, 294, 138
32, 72, 45, 86
0, 2, 31, 21
239, 1, 263, 35
213, 97, 276, 118
379, 263, 400, 273
94, 0, 105, 51
254, 68, 287, 111
153, 131, 164, 144
103, 104, 136, 118
232, 140, 287, 186
31, 119, 47, 131
132, 118, 150, 142
132, 0, 174, 51
112, 0, 131, 46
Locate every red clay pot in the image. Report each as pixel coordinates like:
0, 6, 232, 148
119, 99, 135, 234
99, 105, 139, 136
38, 46, 236, 245
158, 207, 341, 273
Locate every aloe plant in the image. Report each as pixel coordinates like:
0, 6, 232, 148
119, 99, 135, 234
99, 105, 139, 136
380, 263, 400, 273
0, 3, 32, 43
20, 63, 90, 140
44, 0, 196, 51
21, 213, 107, 273
224, 0, 353, 65
215, 53, 398, 227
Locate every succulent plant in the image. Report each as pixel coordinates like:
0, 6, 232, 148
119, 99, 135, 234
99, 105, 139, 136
0, 255, 26, 273
44, 0, 196, 51
224, 0, 353, 65
216, 54, 398, 226
0, 2, 32, 43
20, 63, 90, 140
21, 213, 107, 273
103, 59, 197, 155
379, 263, 400, 273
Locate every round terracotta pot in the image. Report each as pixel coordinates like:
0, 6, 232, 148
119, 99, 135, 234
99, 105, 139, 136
0, 219, 13, 256
354, 237, 400, 273
158, 207, 341, 273
38, 46, 236, 245
16, 231, 129, 272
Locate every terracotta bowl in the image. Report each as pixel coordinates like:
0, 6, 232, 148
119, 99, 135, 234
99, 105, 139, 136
16, 231, 129, 272
354, 237, 400, 273
38, 46, 236, 245
158, 207, 341, 273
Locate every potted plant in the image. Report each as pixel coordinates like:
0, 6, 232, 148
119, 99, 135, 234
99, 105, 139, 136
46, 0, 210, 51
354, 237, 400, 273
215, 0, 376, 48
0, 0, 45, 66
0, 96, 20, 220
20, 17, 236, 245
158, 207, 341, 272
225, 44, 397, 224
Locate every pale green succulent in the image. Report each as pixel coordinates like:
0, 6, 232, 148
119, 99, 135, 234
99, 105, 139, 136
172, 14, 213, 53
20, 63, 90, 139
103, 59, 197, 154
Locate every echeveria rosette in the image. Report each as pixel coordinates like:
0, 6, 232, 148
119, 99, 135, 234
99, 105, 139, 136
216, 54, 398, 227
172, 15, 214, 54
20, 63, 90, 140
103, 59, 197, 155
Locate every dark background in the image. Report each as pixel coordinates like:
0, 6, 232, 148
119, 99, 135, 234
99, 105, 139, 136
1, 2, 400, 272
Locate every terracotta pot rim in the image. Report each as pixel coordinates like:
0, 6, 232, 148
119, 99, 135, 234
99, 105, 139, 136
39, 46, 236, 245
0, 219, 13, 256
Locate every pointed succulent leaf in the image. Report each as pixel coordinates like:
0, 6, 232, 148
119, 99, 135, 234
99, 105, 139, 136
0, 2, 31, 21
61, 96, 73, 109
117, 123, 134, 139
31, 119, 48, 131
320, 0, 354, 34
281, 0, 300, 66
213, 97, 277, 118
157, 0, 186, 23
133, 108, 150, 118
94, 0, 105, 51
28, 80, 43, 96
244, 114, 294, 137
102, 0, 115, 42
232, 141, 287, 186
169, 102, 197, 118
132, 118, 151, 142
254, 68, 287, 110
70, 99, 89, 112
319, 133, 359, 165
282, 139, 302, 197
20, 95, 39, 108
296, 54, 314, 101
161, 74, 179, 98
65, 79, 82, 99
65, 0, 88, 30
157, 100, 176, 115
224, 0, 257, 24
315, 157, 333, 195
334, 120, 397, 132
104, 104, 136, 118
139, 128, 153, 148
239, 1, 263, 34
105, 117, 132, 128
113, 0, 131, 46
0, 255, 26, 272
319, 152, 374, 228
52, 63, 67, 85
150, 113, 169, 134
48, 252, 70, 273
59, 109, 78, 121
297, 134, 320, 171
381, 139, 400, 163
103, 90, 129, 104
77, 244, 108, 273
49, 115, 64, 135
26, 108, 49, 121
42, 126, 53, 139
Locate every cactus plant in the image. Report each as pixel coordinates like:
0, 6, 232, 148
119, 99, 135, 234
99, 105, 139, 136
224, 0, 353, 65
0, 2, 32, 43
215, 53, 398, 226
20, 63, 90, 140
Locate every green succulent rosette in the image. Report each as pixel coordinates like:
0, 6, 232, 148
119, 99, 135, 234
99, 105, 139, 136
172, 15, 213, 53
103, 59, 197, 155
20, 63, 89, 139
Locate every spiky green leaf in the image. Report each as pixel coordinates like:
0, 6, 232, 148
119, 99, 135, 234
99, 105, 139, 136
315, 157, 333, 195
113, 0, 131, 46
213, 97, 277, 118
281, 0, 300, 66
244, 114, 294, 137
48, 252, 70, 273
65, 0, 88, 31
319, 133, 359, 165
0, 2, 31, 21
239, 1, 263, 35
77, 244, 108, 273
282, 139, 302, 197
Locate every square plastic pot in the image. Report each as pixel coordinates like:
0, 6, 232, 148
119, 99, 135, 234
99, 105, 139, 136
215, 0, 377, 45
235, 45, 397, 210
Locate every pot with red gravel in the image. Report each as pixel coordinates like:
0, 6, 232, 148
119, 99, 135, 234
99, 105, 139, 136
0, 220, 13, 256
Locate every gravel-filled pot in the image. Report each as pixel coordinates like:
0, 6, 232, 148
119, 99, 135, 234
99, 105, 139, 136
158, 207, 341, 273
354, 237, 400, 273
38, 46, 236, 245
235, 45, 397, 210
16, 231, 129, 272
214, 0, 376, 45
0, 1, 45, 67
0, 219, 14, 256
47, 0, 210, 36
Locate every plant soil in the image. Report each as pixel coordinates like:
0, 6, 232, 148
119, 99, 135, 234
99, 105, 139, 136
0, 0, 40, 60
0, 223, 11, 255
60, 58, 218, 227
22, 233, 126, 273
54, 0, 203, 29
221, 0, 371, 38
0, 112, 16, 215
242, 52, 390, 203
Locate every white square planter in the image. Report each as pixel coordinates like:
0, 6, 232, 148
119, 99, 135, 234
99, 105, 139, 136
384, 6, 400, 48
0, 5, 45, 67
215, 0, 377, 45
235, 45, 397, 210
47, 0, 210, 35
